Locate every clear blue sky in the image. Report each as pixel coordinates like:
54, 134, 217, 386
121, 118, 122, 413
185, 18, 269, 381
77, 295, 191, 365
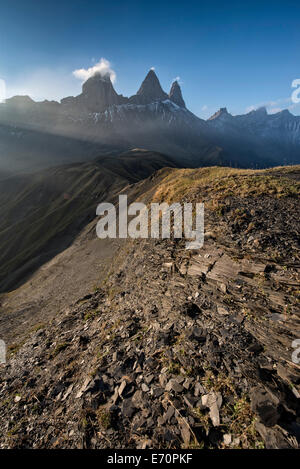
1, 0, 300, 118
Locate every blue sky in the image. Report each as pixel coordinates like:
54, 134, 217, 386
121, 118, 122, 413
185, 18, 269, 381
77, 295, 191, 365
1, 0, 300, 118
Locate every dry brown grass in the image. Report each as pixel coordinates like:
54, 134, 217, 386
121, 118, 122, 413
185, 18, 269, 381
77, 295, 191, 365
149, 166, 300, 204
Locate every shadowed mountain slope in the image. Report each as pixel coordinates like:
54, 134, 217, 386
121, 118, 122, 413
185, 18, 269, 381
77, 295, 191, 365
0, 149, 176, 292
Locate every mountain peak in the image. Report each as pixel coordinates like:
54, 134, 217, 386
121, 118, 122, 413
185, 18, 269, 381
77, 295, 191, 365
6, 95, 35, 107
82, 72, 113, 92
145, 68, 157, 79
278, 109, 292, 117
169, 81, 186, 108
139, 69, 159, 85
250, 106, 267, 116
208, 107, 230, 120
78, 72, 120, 112
136, 69, 168, 103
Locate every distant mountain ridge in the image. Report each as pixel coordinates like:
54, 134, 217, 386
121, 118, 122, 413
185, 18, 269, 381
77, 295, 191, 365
206, 106, 300, 166
0, 69, 299, 172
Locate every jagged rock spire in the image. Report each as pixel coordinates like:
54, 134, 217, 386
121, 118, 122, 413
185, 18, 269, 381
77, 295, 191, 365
80, 72, 121, 112
135, 69, 168, 104
169, 81, 186, 108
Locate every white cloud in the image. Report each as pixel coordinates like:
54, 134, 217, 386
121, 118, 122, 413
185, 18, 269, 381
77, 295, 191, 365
201, 105, 208, 111
73, 58, 116, 83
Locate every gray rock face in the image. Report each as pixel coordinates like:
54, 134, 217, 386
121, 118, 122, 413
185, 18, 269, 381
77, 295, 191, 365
169, 81, 186, 108
250, 386, 280, 427
131, 69, 168, 105
61, 73, 124, 113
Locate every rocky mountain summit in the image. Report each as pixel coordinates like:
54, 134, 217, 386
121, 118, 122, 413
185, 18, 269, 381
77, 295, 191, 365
61, 73, 124, 113
133, 69, 169, 105
208, 107, 230, 121
169, 81, 186, 108
60, 70, 180, 112
0, 165, 299, 449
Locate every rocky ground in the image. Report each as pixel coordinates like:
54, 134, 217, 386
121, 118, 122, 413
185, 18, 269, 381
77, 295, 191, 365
0, 166, 299, 449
